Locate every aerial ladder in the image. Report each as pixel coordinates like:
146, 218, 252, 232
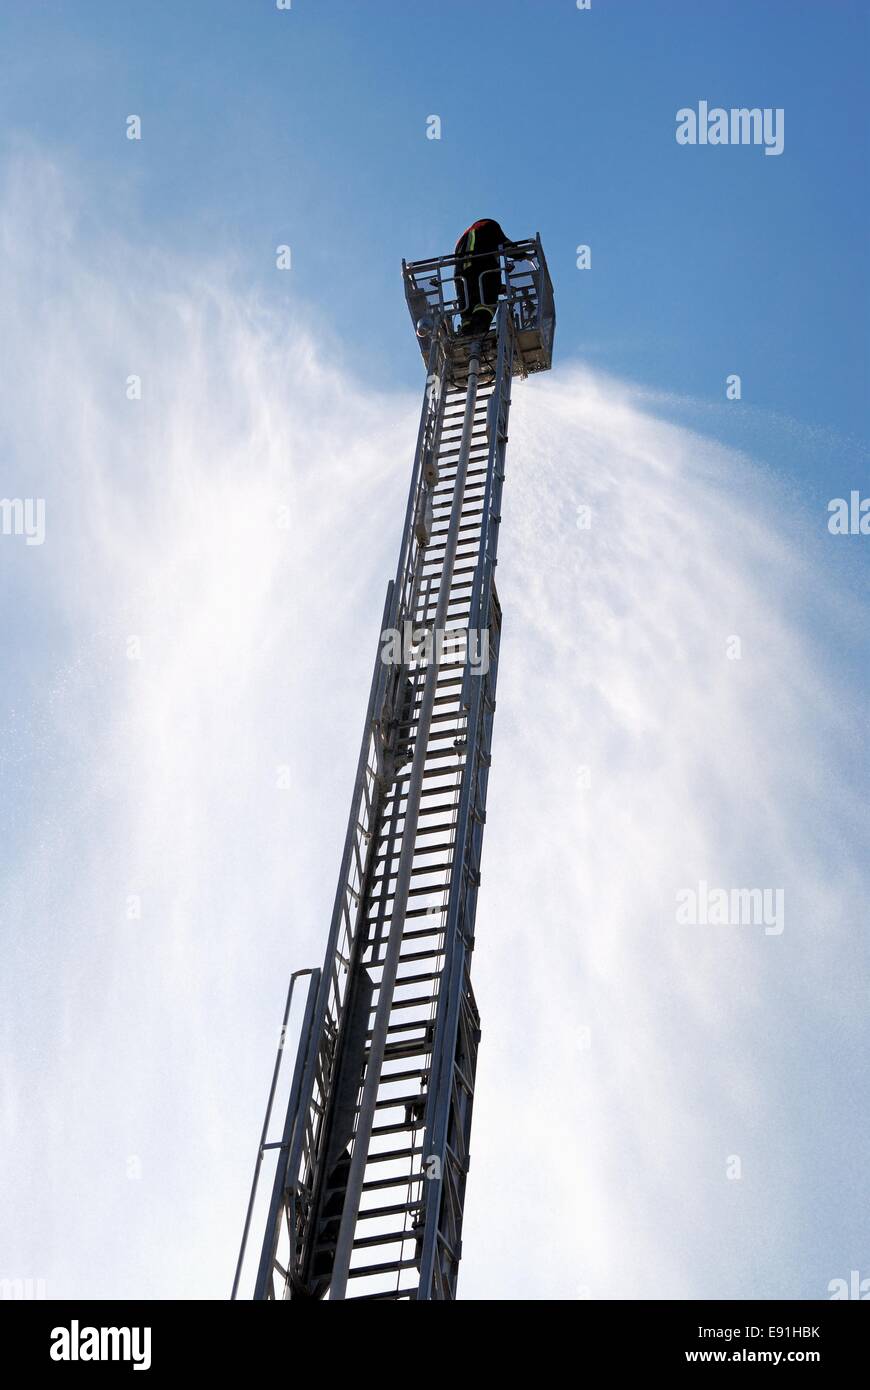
233, 235, 555, 1301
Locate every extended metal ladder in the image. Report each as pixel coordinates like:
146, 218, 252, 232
235, 237, 554, 1301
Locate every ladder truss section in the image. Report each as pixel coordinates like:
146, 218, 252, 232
252, 313, 512, 1301
239, 234, 554, 1302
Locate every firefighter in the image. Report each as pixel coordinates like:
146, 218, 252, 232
454, 218, 514, 337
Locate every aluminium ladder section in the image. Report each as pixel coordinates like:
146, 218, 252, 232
256, 309, 515, 1300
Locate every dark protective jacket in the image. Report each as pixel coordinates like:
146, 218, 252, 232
454, 219, 512, 323
454, 218, 510, 262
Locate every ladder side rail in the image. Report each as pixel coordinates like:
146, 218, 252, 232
416, 309, 514, 1297
391, 329, 450, 632
327, 339, 485, 1300
276, 580, 394, 1294
251, 969, 322, 1298
395, 330, 451, 626
283, 330, 451, 1296
278, 327, 449, 1292
416, 592, 502, 1299
233, 967, 317, 1299
461, 307, 514, 711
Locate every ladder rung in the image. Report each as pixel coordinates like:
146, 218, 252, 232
373, 1017, 435, 1038
352, 1229, 418, 1250
361, 1172, 424, 1192
381, 945, 445, 967
373, 837, 455, 868
385, 970, 442, 988
372, 860, 452, 889
343, 1288, 417, 1301
347, 1258, 418, 1279
367, 1089, 429, 1111
387, 991, 441, 1010
366, 1144, 423, 1164
377, 1063, 429, 1083
370, 1120, 423, 1137
358, 1199, 422, 1220
378, 1039, 432, 1063
391, 763, 464, 787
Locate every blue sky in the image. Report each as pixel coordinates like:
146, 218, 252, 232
2, 0, 867, 456
1, 1, 867, 1302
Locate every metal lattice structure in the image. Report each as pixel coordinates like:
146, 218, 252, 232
234, 235, 555, 1301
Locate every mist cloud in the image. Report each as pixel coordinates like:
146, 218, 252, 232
0, 151, 866, 1300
